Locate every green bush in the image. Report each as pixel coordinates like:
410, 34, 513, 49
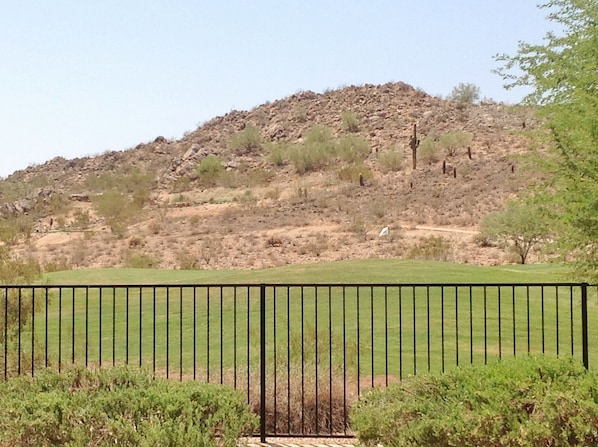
351, 356, 598, 447
417, 136, 440, 164
229, 124, 262, 154
378, 148, 405, 173
438, 130, 473, 157
0, 366, 258, 447
337, 135, 370, 163
448, 82, 480, 104
342, 110, 360, 133
196, 155, 225, 187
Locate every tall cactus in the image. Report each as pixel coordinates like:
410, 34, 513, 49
410, 124, 420, 169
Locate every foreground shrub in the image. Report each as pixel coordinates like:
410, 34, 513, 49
351, 356, 598, 447
0, 366, 258, 447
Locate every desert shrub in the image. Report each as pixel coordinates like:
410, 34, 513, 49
0, 365, 258, 447
123, 251, 160, 268
92, 189, 138, 236
294, 103, 308, 122
229, 124, 262, 154
378, 148, 405, 172
71, 209, 91, 230
289, 144, 333, 174
438, 130, 473, 157
342, 110, 360, 132
337, 135, 371, 163
447, 82, 480, 104
289, 125, 337, 174
417, 136, 440, 164
351, 355, 598, 447
304, 124, 334, 146
0, 247, 42, 284
406, 236, 452, 261
196, 154, 225, 186
0, 215, 34, 245
338, 164, 372, 183
266, 142, 289, 166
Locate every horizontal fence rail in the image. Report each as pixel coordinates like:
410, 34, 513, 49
0, 282, 595, 438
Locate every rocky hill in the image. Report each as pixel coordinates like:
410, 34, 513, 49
0, 82, 539, 270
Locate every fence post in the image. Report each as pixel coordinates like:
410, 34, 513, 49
581, 283, 589, 369
260, 284, 267, 442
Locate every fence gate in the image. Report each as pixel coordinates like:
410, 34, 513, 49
0, 283, 592, 439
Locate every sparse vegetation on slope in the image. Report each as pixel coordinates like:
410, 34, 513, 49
0, 82, 539, 271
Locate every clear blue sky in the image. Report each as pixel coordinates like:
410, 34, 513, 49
0, 1, 555, 178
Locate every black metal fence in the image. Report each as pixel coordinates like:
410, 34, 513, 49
1, 282, 595, 439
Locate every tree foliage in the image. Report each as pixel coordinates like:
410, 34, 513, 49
447, 82, 480, 103
494, 0, 598, 280
480, 201, 552, 264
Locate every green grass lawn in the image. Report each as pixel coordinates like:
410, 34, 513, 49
7, 260, 596, 385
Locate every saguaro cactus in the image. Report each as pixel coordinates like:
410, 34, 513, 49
410, 124, 420, 169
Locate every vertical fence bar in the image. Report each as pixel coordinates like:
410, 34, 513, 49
369, 286, 374, 389
272, 286, 278, 435
328, 286, 333, 434
555, 286, 560, 356
31, 289, 35, 376
342, 286, 347, 432
469, 286, 473, 364
511, 286, 516, 356
412, 286, 417, 376
45, 287, 49, 368
426, 286, 430, 372
286, 286, 291, 433
570, 286, 574, 357
356, 286, 360, 396
17, 289, 22, 375
526, 286, 530, 354
85, 287, 89, 367
384, 287, 388, 385
125, 288, 129, 365
3, 287, 7, 380
58, 288, 63, 372
441, 286, 445, 372
259, 284, 266, 443
139, 287, 142, 368
166, 287, 170, 379
581, 283, 589, 369
219, 287, 223, 384
398, 286, 403, 379
498, 286, 502, 360
483, 286, 487, 365
455, 286, 459, 367
71, 287, 75, 365
541, 286, 546, 353
111, 287, 116, 367
315, 286, 320, 431
98, 288, 102, 367
152, 287, 156, 377
179, 287, 183, 381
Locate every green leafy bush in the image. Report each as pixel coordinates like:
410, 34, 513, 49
229, 124, 262, 154
352, 356, 598, 447
0, 366, 258, 447
196, 154, 225, 187
437, 130, 473, 157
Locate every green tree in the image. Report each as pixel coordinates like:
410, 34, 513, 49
448, 82, 480, 104
494, 0, 598, 280
480, 201, 552, 264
